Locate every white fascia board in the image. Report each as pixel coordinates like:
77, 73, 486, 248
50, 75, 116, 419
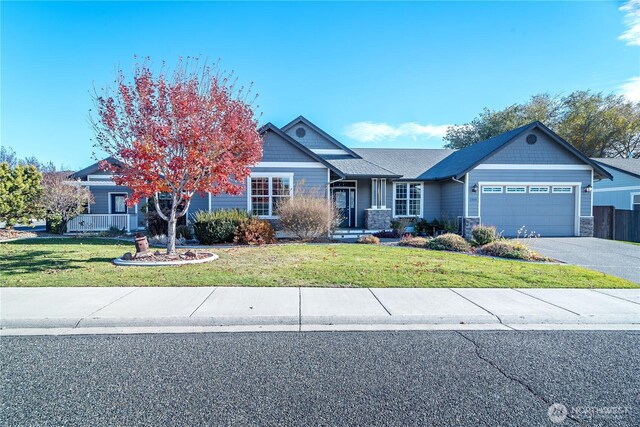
311, 149, 348, 155
255, 162, 325, 168
593, 186, 640, 193
474, 164, 593, 170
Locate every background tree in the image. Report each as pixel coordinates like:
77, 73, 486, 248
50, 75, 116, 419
443, 91, 640, 158
0, 146, 59, 172
91, 58, 263, 253
40, 172, 94, 234
0, 163, 44, 228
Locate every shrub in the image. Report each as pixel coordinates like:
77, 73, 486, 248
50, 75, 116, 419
46, 212, 65, 234
427, 233, 471, 252
192, 209, 248, 244
276, 187, 341, 241
372, 229, 399, 238
479, 240, 547, 261
234, 218, 276, 245
146, 210, 168, 236
471, 225, 499, 246
398, 235, 430, 248
176, 224, 193, 240
357, 234, 380, 245
390, 218, 415, 235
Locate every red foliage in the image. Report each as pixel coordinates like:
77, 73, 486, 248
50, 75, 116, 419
92, 58, 263, 211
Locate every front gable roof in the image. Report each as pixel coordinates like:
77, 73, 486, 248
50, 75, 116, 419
420, 121, 612, 181
281, 116, 361, 158
259, 123, 346, 177
71, 156, 121, 180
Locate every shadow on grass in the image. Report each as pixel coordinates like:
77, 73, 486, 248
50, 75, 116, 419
0, 249, 117, 274
2, 237, 129, 246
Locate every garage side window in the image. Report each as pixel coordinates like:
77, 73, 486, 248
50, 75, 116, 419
505, 186, 526, 194
552, 186, 573, 194
482, 186, 503, 193
633, 194, 640, 211
529, 186, 550, 194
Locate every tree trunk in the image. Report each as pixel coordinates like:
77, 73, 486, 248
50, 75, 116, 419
167, 209, 177, 255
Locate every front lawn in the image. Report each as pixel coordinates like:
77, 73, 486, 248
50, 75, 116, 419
0, 238, 635, 288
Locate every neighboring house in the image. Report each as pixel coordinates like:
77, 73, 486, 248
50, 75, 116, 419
592, 158, 640, 211
68, 117, 611, 237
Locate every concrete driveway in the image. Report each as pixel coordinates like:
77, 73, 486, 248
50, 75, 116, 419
530, 237, 640, 283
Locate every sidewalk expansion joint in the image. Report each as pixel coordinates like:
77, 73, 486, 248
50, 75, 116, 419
74, 288, 138, 329
189, 288, 217, 317
298, 288, 302, 332
448, 289, 514, 329
590, 289, 640, 306
512, 289, 581, 316
368, 289, 392, 317
456, 331, 580, 425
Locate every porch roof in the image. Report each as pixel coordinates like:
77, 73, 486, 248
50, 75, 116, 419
324, 157, 401, 178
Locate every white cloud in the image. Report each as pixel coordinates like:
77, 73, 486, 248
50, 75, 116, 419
620, 0, 640, 46
620, 76, 640, 102
343, 121, 450, 143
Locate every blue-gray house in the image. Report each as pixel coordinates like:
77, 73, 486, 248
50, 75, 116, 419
69, 117, 612, 238
592, 158, 640, 211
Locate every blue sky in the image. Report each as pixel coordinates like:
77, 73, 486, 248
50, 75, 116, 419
1, 1, 639, 170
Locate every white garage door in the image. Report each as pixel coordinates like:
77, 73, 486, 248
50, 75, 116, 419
480, 185, 576, 237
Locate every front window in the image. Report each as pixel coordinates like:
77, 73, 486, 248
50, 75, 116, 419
394, 183, 422, 217
249, 175, 292, 217
111, 194, 127, 214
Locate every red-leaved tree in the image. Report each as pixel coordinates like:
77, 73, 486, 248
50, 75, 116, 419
91, 58, 263, 253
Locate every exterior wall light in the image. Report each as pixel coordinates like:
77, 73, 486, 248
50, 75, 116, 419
471, 184, 478, 193
584, 184, 592, 193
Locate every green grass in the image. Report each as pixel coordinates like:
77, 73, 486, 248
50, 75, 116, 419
0, 238, 635, 288
622, 241, 640, 246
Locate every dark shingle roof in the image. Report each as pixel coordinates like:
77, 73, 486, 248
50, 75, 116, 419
352, 148, 454, 179
419, 123, 534, 180
592, 158, 640, 179
324, 156, 401, 178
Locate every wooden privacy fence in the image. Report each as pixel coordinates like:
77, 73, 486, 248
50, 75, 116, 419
594, 206, 640, 243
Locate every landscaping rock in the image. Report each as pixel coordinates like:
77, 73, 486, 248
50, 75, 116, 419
121, 252, 133, 261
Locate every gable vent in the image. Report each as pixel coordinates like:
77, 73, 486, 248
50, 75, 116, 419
526, 134, 537, 145
296, 127, 306, 138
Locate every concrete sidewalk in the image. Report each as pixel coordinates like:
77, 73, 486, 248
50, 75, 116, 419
1, 287, 639, 335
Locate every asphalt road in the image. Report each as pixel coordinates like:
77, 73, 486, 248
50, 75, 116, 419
1, 331, 639, 426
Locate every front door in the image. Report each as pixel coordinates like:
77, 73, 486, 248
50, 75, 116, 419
333, 188, 356, 228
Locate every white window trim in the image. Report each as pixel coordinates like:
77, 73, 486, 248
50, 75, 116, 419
631, 192, 640, 210
505, 186, 527, 194
528, 186, 550, 194
482, 186, 503, 193
392, 182, 423, 218
311, 149, 348, 155
371, 178, 378, 209
552, 186, 573, 194
246, 173, 294, 219
593, 185, 640, 193
108, 192, 128, 214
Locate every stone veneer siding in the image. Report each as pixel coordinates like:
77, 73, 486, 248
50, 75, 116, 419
461, 217, 480, 239
365, 209, 392, 230
579, 216, 594, 237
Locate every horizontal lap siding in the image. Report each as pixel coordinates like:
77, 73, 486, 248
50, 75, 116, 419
467, 169, 592, 217
440, 180, 464, 219
88, 186, 136, 215
423, 183, 441, 221
209, 167, 330, 212
593, 166, 640, 210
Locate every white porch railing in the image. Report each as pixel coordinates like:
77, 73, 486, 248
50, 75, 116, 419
67, 214, 131, 233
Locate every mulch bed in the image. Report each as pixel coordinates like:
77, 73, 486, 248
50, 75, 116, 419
121, 249, 212, 262
0, 229, 38, 242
